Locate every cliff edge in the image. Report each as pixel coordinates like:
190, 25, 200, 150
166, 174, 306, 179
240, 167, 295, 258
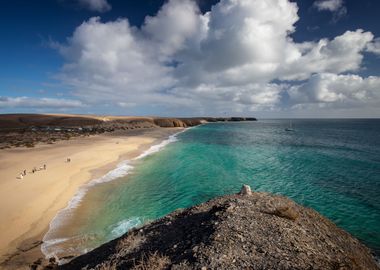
53, 185, 378, 270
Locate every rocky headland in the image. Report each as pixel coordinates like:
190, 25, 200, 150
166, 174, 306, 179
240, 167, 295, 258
42, 185, 379, 270
0, 114, 256, 149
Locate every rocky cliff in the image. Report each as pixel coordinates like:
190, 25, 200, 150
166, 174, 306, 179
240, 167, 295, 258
53, 185, 379, 270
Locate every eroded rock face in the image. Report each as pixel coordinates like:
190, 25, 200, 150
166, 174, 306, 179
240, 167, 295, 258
58, 187, 379, 270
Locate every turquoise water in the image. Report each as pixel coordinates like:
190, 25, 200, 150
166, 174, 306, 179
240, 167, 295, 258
43, 119, 380, 258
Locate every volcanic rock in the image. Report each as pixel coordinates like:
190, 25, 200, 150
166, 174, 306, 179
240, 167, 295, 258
57, 186, 379, 270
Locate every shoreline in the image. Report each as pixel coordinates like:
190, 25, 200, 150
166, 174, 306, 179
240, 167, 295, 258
0, 127, 184, 269
41, 128, 189, 261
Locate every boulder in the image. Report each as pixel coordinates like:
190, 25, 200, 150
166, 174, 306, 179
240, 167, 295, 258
239, 184, 252, 196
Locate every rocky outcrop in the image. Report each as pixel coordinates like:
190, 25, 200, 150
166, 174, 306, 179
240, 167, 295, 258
153, 118, 187, 128
153, 117, 257, 128
56, 185, 379, 270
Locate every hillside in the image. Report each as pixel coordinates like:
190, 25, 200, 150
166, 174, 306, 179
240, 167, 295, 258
46, 185, 379, 270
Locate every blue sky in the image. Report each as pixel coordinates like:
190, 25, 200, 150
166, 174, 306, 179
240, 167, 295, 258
0, 0, 380, 117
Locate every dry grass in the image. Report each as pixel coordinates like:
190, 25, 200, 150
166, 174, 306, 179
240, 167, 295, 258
116, 233, 143, 254
96, 261, 117, 270
273, 205, 299, 221
132, 251, 170, 270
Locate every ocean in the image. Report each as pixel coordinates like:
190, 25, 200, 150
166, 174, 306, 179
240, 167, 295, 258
42, 119, 380, 260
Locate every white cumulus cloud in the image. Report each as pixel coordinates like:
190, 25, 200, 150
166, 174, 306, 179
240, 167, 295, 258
280, 29, 374, 80
51, 0, 380, 116
288, 73, 380, 106
366, 38, 380, 55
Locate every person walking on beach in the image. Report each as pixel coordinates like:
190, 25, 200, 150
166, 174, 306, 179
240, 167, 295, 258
43, 164, 46, 170
23, 169, 26, 176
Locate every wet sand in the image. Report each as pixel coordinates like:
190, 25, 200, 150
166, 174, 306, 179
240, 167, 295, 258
0, 128, 182, 269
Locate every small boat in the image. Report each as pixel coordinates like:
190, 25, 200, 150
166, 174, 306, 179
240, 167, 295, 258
285, 121, 294, 131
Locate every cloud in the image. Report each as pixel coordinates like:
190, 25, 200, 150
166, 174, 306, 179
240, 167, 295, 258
288, 73, 380, 107
171, 83, 286, 114
279, 29, 374, 80
366, 38, 380, 55
174, 0, 299, 85
313, 0, 343, 11
0, 96, 84, 109
52, 0, 379, 116
77, 0, 111, 12
313, 0, 347, 22
142, 0, 203, 58
56, 17, 175, 102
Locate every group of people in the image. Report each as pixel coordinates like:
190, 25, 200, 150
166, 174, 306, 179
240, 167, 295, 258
18, 164, 46, 179
17, 158, 72, 179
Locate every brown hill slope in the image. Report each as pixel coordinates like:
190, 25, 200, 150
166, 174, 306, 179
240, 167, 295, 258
0, 114, 256, 129
0, 114, 256, 149
54, 186, 378, 270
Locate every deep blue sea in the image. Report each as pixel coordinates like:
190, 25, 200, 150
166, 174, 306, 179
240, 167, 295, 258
42, 119, 380, 259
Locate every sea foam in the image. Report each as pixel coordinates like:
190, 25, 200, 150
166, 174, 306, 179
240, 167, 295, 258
109, 217, 142, 238
41, 129, 185, 259
134, 132, 180, 160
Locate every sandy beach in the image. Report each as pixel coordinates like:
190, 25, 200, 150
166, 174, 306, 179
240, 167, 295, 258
0, 127, 182, 268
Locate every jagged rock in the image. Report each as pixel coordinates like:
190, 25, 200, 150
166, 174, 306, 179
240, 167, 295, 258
57, 191, 379, 270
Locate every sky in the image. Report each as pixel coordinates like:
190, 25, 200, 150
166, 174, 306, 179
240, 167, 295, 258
0, 0, 380, 118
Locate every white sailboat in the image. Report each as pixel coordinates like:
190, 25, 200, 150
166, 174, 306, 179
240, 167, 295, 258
285, 121, 294, 131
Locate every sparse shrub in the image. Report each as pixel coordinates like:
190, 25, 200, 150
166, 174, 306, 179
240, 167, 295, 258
273, 204, 299, 221
116, 233, 143, 254
132, 251, 170, 270
95, 261, 117, 270
25, 142, 35, 148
